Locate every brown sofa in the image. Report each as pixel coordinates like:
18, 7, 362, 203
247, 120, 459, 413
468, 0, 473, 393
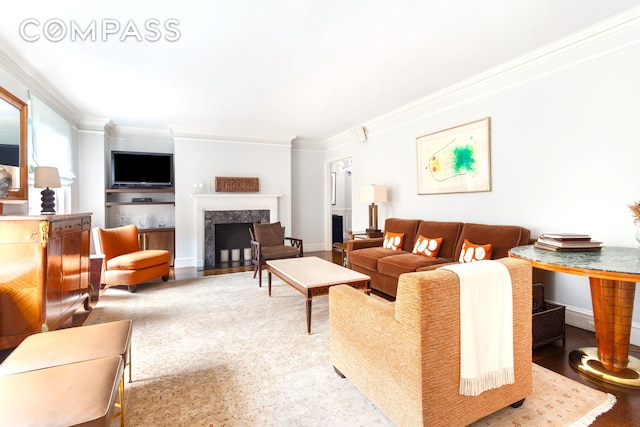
347, 218, 530, 297
329, 257, 533, 426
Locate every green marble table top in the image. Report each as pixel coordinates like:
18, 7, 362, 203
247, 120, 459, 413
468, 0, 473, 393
509, 245, 640, 276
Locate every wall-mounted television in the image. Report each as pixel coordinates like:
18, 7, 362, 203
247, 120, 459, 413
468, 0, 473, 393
111, 151, 174, 188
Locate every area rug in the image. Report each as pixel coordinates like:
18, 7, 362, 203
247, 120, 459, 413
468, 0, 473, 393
85, 272, 615, 427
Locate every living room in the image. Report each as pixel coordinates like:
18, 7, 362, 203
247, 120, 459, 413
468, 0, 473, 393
1, 2, 640, 425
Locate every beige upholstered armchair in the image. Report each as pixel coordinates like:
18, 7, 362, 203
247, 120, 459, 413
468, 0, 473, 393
250, 221, 303, 287
329, 257, 532, 426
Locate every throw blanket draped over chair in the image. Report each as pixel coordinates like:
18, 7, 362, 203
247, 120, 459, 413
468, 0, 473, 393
440, 260, 514, 396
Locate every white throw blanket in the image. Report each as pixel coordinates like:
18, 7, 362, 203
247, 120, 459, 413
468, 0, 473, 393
439, 261, 514, 396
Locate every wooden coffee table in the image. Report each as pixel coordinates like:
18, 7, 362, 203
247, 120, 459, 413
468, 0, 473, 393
266, 256, 370, 334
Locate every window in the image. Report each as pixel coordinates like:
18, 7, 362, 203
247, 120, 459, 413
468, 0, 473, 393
28, 94, 75, 215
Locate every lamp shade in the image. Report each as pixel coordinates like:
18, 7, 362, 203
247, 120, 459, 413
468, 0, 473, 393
34, 166, 61, 188
360, 185, 387, 204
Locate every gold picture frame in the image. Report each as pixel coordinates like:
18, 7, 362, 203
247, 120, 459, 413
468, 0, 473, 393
416, 117, 491, 195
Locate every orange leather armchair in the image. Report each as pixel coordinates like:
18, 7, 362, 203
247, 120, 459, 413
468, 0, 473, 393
93, 224, 170, 293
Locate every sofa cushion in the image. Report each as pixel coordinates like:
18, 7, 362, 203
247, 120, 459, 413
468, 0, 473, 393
349, 247, 403, 271
415, 221, 463, 259
383, 231, 404, 251
378, 253, 450, 278
383, 218, 420, 251
412, 235, 442, 258
107, 249, 171, 271
458, 239, 492, 262
453, 223, 531, 260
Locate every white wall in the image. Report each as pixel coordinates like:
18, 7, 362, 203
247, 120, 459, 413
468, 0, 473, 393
318, 13, 640, 343
174, 136, 292, 268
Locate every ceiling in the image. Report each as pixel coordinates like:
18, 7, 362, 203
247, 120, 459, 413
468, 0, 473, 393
0, 1, 638, 142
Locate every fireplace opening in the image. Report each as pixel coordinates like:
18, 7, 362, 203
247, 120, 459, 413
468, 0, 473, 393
203, 209, 270, 269
214, 222, 253, 266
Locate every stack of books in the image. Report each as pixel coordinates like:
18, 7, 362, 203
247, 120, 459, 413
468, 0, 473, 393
535, 233, 603, 252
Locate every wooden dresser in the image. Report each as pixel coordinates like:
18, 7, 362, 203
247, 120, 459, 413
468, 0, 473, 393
0, 213, 92, 349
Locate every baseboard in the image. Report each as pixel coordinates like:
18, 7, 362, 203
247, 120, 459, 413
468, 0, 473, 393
562, 303, 640, 347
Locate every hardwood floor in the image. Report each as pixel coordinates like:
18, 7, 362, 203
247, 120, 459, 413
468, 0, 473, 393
184, 250, 640, 426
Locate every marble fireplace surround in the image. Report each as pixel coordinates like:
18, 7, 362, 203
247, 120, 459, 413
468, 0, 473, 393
194, 194, 280, 268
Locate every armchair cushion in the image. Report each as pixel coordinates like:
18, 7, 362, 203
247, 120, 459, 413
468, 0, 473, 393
253, 222, 285, 246
260, 245, 300, 260
97, 225, 140, 260
107, 250, 172, 271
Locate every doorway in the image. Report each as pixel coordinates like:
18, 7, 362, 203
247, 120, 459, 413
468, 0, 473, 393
330, 157, 353, 245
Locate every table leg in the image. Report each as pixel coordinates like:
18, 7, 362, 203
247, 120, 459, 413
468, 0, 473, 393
569, 277, 640, 388
268, 270, 272, 297
306, 292, 312, 335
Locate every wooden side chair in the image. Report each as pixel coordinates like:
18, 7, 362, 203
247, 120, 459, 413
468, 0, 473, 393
249, 221, 303, 287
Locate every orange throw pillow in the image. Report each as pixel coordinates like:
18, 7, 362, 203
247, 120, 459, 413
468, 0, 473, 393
412, 235, 443, 258
459, 239, 492, 262
383, 231, 404, 251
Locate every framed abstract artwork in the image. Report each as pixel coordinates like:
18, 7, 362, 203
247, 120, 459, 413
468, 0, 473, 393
416, 117, 491, 195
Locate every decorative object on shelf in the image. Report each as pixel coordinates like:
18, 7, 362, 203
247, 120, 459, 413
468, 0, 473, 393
158, 216, 166, 228
215, 176, 259, 193
416, 117, 491, 195
138, 215, 149, 229
117, 214, 128, 226
360, 184, 387, 233
0, 166, 11, 198
34, 166, 61, 214
231, 248, 241, 262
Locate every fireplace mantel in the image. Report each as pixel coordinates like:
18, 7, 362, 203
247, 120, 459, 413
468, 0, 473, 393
193, 194, 281, 267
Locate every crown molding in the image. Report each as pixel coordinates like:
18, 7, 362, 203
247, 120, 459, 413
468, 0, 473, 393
171, 126, 295, 146
0, 35, 83, 125
77, 117, 113, 133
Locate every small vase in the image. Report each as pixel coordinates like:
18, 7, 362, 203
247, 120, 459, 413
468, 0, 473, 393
636, 225, 640, 248
138, 215, 149, 229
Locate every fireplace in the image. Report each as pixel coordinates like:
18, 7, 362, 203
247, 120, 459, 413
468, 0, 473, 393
193, 194, 281, 268
204, 210, 269, 267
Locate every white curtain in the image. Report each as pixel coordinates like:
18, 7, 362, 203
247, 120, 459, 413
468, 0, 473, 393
28, 94, 75, 215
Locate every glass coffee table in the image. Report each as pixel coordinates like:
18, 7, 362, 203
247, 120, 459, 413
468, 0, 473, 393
266, 256, 370, 334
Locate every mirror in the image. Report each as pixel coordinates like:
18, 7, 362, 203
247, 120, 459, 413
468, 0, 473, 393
0, 86, 28, 201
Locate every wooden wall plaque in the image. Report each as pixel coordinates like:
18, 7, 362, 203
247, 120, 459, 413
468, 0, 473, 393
215, 177, 259, 193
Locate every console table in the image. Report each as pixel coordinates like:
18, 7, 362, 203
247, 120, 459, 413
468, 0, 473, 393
509, 245, 640, 388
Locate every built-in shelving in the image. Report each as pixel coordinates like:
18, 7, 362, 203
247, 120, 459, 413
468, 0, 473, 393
105, 188, 175, 207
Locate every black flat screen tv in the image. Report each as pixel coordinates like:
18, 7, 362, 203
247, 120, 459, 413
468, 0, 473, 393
111, 151, 174, 188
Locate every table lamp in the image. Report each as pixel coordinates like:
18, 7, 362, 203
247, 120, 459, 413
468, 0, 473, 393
360, 184, 387, 233
34, 166, 61, 214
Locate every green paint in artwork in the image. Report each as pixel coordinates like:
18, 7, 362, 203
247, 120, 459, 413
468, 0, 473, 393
452, 145, 476, 174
